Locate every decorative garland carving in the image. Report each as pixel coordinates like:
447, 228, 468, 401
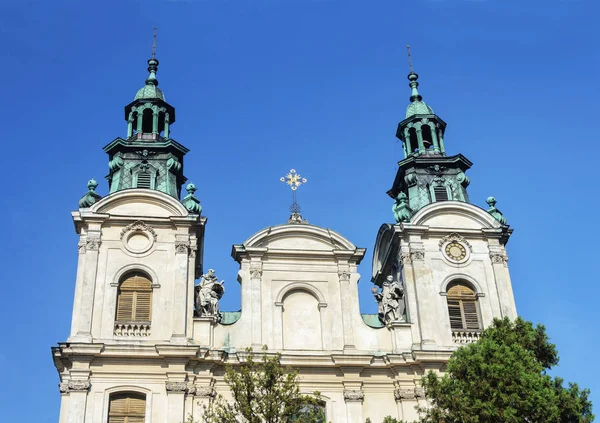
400, 252, 412, 265
194, 385, 216, 398
120, 221, 157, 241
85, 238, 102, 251
343, 389, 364, 402
414, 387, 426, 398
250, 269, 263, 279
438, 233, 472, 252
175, 241, 190, 255
165, 381, 189, 393
394, 388, 415, 401
410, 250, 425, 261
59, 380, 91, 393
490, 251, 509, 266
338, 271, 351, 281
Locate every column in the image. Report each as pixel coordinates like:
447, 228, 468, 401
403, 128, 411, 157
74, 233, 102, 342
65, 380, 91, 423
415, 126, 425, 154
437, 129, 445, 153
487, 239, 517, 319
58, 385, 70, 423
428, 122, 440, 153
249, 262, 263, 347
395, 387, 419, 422
164, 113, 170, 138
343, 388, 364, 423
337, 262, 355, 350
152, 107, 159, 135
127, 112, 134, 138
136, 108, 144, 134
172, 239, 191, 343
165, 382, 187, 423
399, 250, 422, 350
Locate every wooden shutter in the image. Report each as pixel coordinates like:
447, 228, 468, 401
116, 274, 152, 322
136, 172, 151, 189
109, 394, 146, 423
447, 283, 480, 330
434, 186, 449, 201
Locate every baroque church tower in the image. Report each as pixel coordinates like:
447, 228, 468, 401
52, 48, 517, 423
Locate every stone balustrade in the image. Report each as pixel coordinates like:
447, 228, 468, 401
452, 329, 481, 344
114, 322, 151, 337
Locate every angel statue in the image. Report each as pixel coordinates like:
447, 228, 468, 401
372, 275, 405, 325
194, 269, 225, 321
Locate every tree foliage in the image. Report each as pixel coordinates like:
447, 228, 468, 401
201, 346, 325, 423
415, 317, 594, 423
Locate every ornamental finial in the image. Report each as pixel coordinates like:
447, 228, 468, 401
146, 27, 159, 87
280, 169, 308, 224
486, 196, 507, 225
152, 26, 157, 58
406, 44, 414, 73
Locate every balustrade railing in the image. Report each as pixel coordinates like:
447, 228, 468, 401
114, 321, 151, 337
452, 329, 481, 344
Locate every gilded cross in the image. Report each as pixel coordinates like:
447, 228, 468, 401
280, 169, 308, 223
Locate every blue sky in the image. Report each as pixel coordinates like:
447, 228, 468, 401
0, 0, 598, 421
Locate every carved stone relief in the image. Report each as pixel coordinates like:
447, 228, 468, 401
343, 389, 364, 402
59, 380, 91, 394
394, 388, 415, 401
120, 221, 157, 241
165, 381, 189, 393
175, 241, 190, 255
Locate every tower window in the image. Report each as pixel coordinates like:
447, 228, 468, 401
108, 393, 146, 423
136, 172, 151, 189
447, 282, 480, 331
433, 186, 449, 201
116, 273, 152, 323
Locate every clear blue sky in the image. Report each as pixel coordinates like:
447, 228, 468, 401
0, 0, 598, 421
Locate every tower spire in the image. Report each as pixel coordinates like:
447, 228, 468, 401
146, 27, 159, 87
152, 26, 157, 58
406, 44, 422, 102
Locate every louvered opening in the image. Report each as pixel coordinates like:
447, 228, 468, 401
434, 186, 449, 201
447, 282, 480, 331
109, 393, 146, 423
136, 172, 151, 189
116, 273, 152, 323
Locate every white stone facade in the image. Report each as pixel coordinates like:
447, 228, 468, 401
53, 188, 516, 422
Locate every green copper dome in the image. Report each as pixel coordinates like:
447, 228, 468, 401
135, 85, 165, 101
404, 72, 433, 118
406, 100, 433, 118
134, 58, 165, 101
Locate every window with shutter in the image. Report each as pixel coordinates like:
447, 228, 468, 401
446, 282, 481, 331
136, 172, 151, 189
116, 273, 152, 322
108, 393, 146, 423
433, 186, 449, 201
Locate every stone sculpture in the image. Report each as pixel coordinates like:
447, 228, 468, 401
373, 275, 405, 325
194, 269, 224, 321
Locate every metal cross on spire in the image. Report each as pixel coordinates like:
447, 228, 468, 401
152, 27, 158, 58
406, 44, 414, 73
280, 169, 308, 224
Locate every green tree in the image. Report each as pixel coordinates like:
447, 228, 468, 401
200, 346, 325, 423
416, 317, 594, 423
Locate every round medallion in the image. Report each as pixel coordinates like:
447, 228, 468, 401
445, 241, 467, 261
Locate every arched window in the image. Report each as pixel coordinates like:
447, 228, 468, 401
447, 282, 480, 331
116, 273, 152, 323
108, 392, 146, 423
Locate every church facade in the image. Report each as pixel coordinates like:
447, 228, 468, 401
52, 53, 516, 423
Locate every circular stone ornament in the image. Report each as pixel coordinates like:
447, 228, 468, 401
444, 241, 467, 262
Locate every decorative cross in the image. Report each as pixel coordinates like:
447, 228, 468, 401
280, 169, 308, 222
